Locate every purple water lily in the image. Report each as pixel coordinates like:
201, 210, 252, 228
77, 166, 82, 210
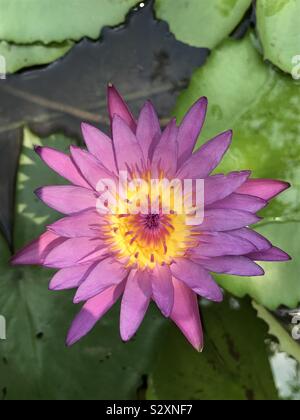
12, 85, 291, 350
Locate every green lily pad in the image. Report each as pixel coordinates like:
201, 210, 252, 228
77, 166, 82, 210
0, 129, 164, 399
155, 0, 252, 49
0, 41, 73, 74
147, 297, 279, 400
0, 0, 138, 44
257, 0, 300, 75
174, 33, 300, 309
253, 301, 300, 364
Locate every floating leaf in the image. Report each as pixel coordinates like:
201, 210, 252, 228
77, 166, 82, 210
253, 301, 300, 364
0, 129, 164, 400
257, 0, 300, 75
155, 0, 252, 49
174, 33, 300, 309
0, 0, 138, 44
0, 41, 74, 74
147, 297, 278, 400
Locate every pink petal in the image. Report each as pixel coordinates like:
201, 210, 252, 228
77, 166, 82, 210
49, 263, 95, 291
152, 119, 178, 177
171, 277, 203, 351
107, 84, 136, 132
191, 232, 256, 258
177, 97, 208, 166
136, 101, 161, 161
74, 258, 128, 303
198, 209, 261, 232
248, 246, 291, 262
11, 231, 64, 265
237, 179, 290, 201
44, 237, 106, 269
120, 269, 152, 341
48, 209, 107, 238
171, 259, 223, 302
35, 146, 90, 188
177, 130, 232, 179
151, 265, 174, 317
36, 186, 98, 215
195, 256, 264, 276
204, 171, 251, 206
112, 115, 145, 171
208, 193, 267, 213
67, 282, 125, 346
70, 146, 114, 191
81, 123, 117, 173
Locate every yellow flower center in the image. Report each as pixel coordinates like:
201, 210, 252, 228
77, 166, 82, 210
100, 173, 198, 269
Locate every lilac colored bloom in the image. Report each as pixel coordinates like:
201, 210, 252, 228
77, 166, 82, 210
12, 85, 291, 351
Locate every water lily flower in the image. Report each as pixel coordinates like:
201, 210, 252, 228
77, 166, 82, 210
12, 85, 291, 351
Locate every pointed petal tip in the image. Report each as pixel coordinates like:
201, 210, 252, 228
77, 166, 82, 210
73, 295, 83, 304
197, 96, 208, 105
81, 121, 88, 131
281, 181, 291, 192
34, 145, 42, 155
257, 265, 265, 276
120, 330, 133, 342
34, 187, 43, 198
65, 333, 77, 347
276, 249, 292, 262
10, 254, 20, 266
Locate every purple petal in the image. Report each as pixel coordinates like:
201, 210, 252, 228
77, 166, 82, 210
237, 179, 290, 201
152, 119, 178, 177
171, 259, 223, 302
11, 231, 64, 265
171, 277, 203, 351
36, 186, 98, 215
74, 258, 128, 303
70, 146, 114, 191
44, 237, 106, 268
204, 171, 251, 206
81, 123, 117, 173
35, 146, 90, 188
208, 193, 267, 213
120, 270, 152, 341
248, 246, 291, 262
49, 263, 95, 291
177, 130, 232, 179
136, 101, 161, 161
230, 228, 272, 252
112, 115, 145, 171
151, 265, 174, 317
191, 232, 256, 258
195, 256, 264, 276
197, 209, 261, 232
67, 282, 125, 346
107, 84, 136, 132
177, 97, 208, 166
48, 209, 107, 238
